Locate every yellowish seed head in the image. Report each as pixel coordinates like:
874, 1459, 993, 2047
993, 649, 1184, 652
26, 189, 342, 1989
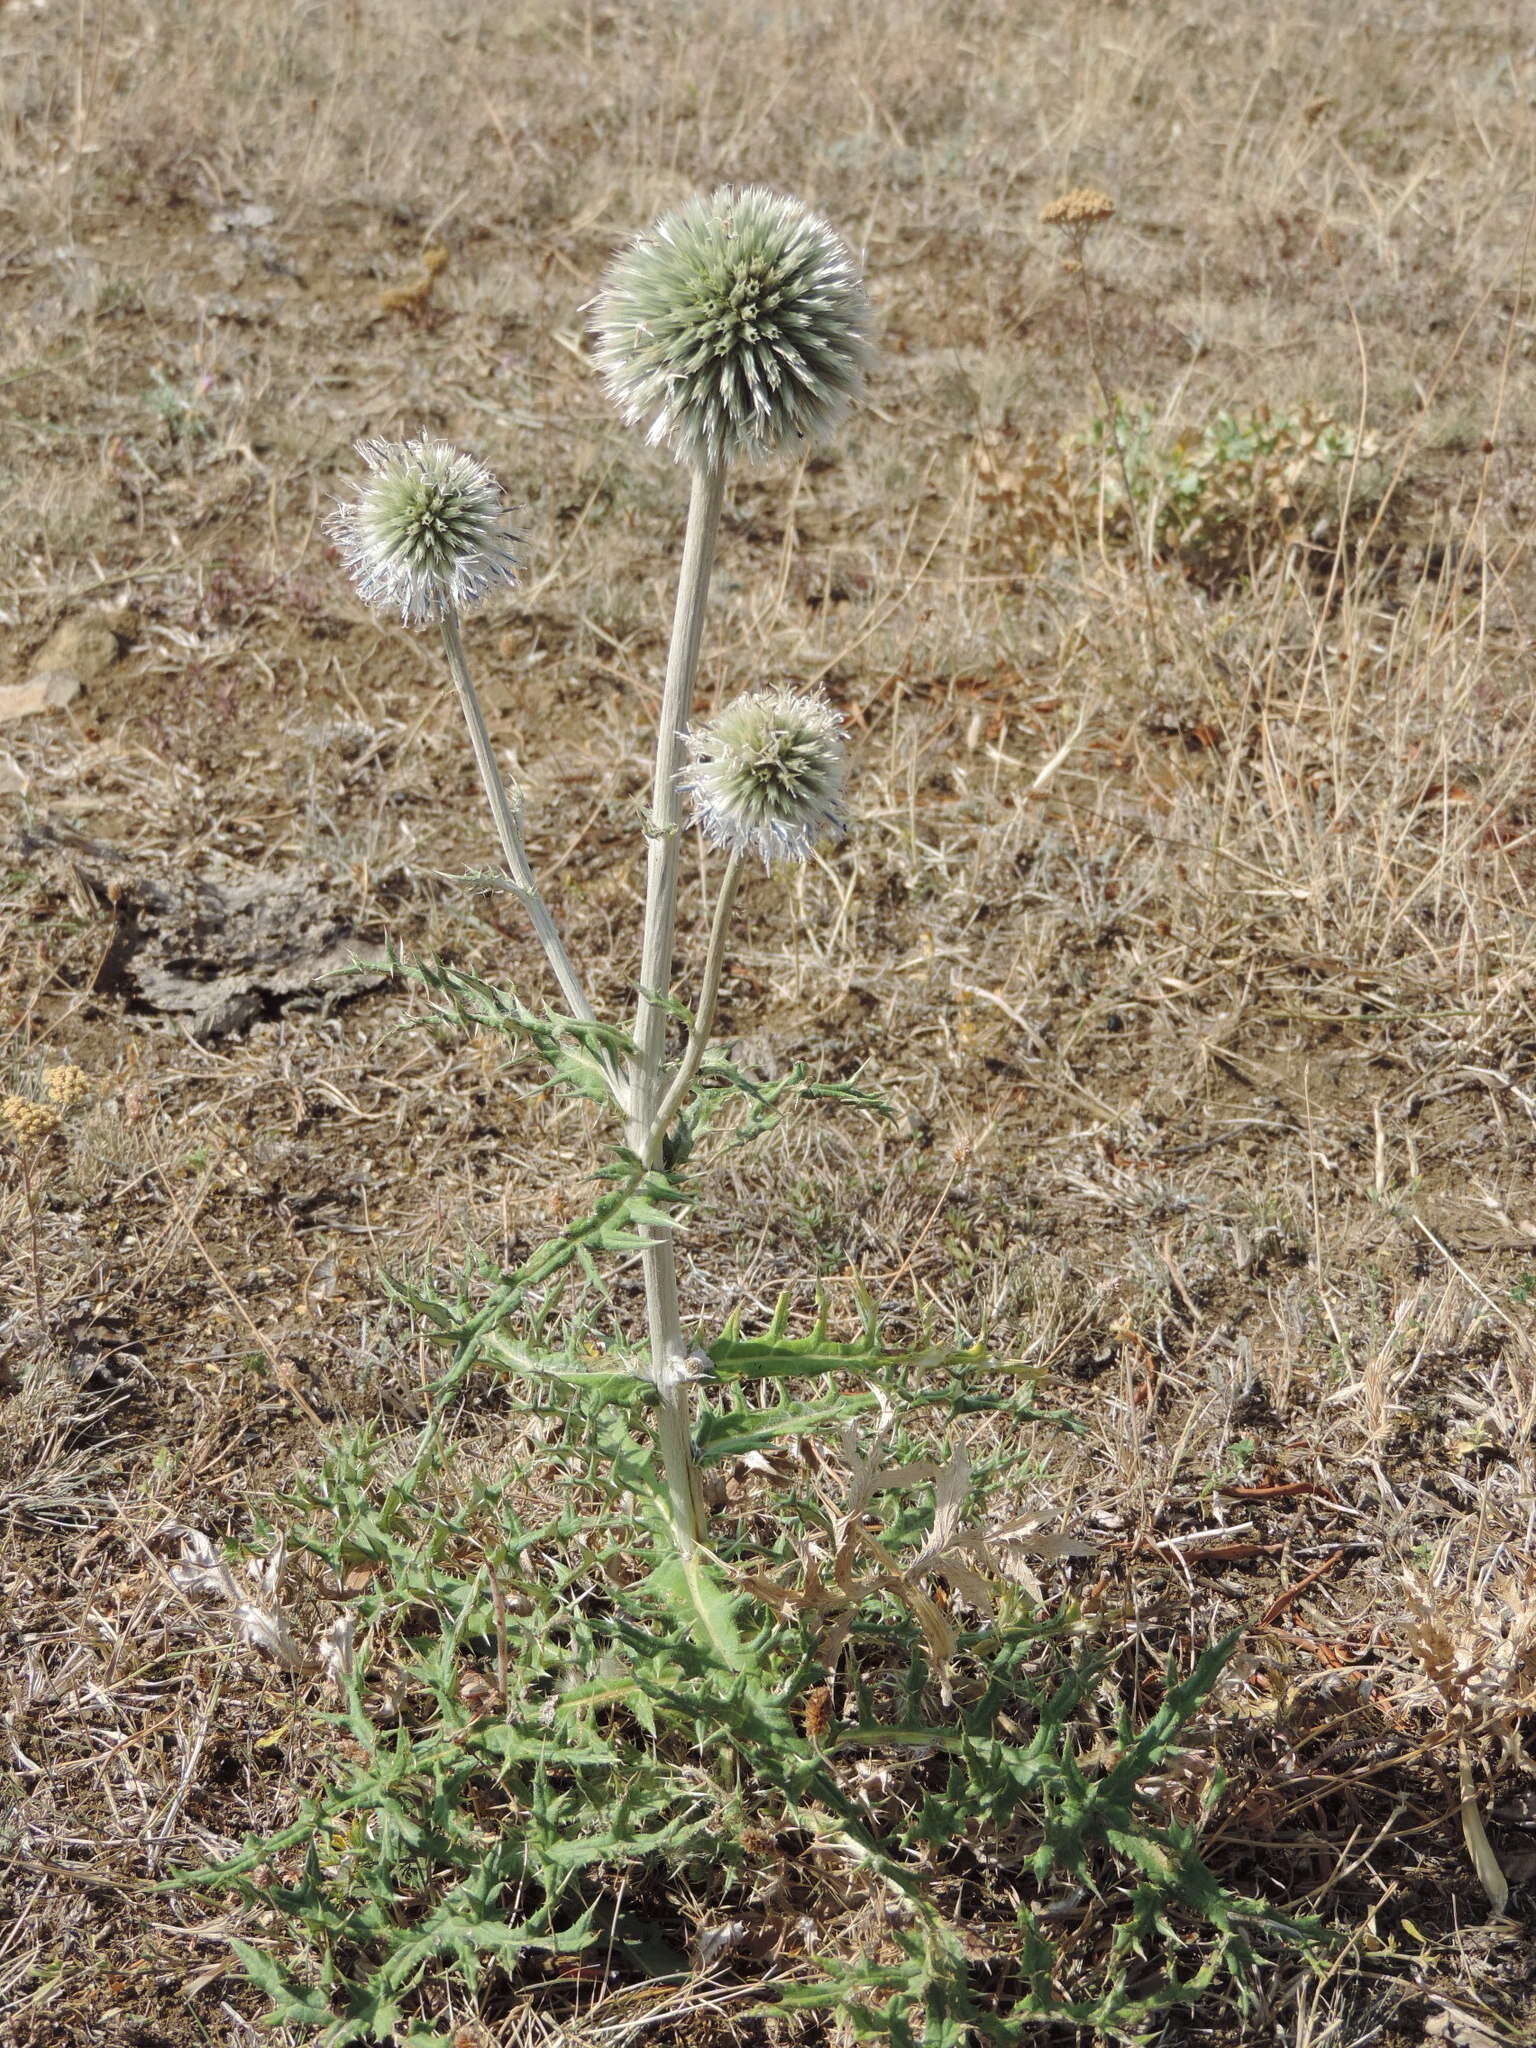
1040, 186, 1116, 231
43, 1063, 92, 1110
2, 1095, 61, 1147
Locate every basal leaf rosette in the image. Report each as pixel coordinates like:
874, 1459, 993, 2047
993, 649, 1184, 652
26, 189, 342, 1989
327, 436, 521, 625
592, 186, 874, 469
683, 687, 848, 866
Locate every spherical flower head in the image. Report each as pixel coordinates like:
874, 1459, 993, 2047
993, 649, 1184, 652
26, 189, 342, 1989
2, 1094, 60, 1148
592, 186, 874, 469
326, 436, 520, 624
683, 687, 848, 866
43, 1063, 92, 1110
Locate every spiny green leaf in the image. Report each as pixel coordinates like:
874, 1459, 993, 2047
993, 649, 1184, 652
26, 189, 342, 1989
694, 1387, 881, 1461
646, 1550, 748, 1671
709, 1327, 987, 1381
477, 1333, 651, 1403
228, 1941, 333, 2026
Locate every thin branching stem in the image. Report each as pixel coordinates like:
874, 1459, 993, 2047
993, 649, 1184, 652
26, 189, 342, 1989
1071, 263, 1165, 668
643, 848, 744, 1169
438, 608, 624, 1112
18, 1144, 44, 1335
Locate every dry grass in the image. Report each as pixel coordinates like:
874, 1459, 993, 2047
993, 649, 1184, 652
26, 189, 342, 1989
4, 1, 1536, 2041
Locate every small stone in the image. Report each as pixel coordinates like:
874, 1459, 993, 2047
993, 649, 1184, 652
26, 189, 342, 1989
30, 613, 120, 684
0, 671, 81, 724
0, 614, 118, 724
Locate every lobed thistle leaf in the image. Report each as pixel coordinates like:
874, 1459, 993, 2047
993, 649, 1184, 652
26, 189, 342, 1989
591, 185, 874, 469
326, 435, 520, 624
683, 686, 848, 866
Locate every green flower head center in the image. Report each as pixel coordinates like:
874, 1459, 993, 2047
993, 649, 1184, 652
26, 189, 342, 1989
387, 478, 482, 561
737, 725, 824, 804
693, 252, 790, 357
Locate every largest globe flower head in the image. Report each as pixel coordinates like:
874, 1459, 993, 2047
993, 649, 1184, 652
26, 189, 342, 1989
592, 185, 874, 469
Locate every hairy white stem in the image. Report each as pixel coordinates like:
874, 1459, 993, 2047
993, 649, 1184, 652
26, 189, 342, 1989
643, 850, 744, 1171
628, 459, 727, 1555
439, 609, 625, 1112
631, 460, 728, 1087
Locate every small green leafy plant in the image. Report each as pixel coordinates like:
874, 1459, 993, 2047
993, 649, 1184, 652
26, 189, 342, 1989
975, 399, 1377, 587
1090, 399, 1376, 582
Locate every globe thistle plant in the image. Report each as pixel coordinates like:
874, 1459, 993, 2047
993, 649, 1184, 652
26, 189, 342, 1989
319, 196, 871, 1563
326, 435, 521, 625
684, 687, 847, 867
591, 184, 873, 469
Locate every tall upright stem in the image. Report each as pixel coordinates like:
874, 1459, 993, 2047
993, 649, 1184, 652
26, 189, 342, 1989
631, 460, 728, 1089
628, 458, 727, 1555
19, 1147, 45, 1336
439, 609, 624, 1112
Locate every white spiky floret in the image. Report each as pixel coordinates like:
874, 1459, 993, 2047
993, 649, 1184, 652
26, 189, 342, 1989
683, 686, 848, 866
326, 436, 520, 624
591, 185, 874, 469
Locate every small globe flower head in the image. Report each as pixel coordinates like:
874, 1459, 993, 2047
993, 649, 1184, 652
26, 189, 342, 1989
42, 1063, 92, 1111
683, 687, 848, 866
326, 436, 520, 624
592, 185, 874, 469
2, 1095, 60, 1148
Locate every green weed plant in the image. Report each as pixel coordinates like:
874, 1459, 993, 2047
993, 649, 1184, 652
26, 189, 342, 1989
976, 398, 1376, 588
175, 1288, 1315, 2043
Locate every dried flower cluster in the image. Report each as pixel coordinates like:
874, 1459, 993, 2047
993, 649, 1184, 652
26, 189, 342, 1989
592, 185, 873, 468
327, 436, 520, 624
43, 1063, 92, 1110
2, 1095, 61, 1147
1040, 186, 1116, 271
1402, 1566, 1536, 1748
1039, 186, 1116, 231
